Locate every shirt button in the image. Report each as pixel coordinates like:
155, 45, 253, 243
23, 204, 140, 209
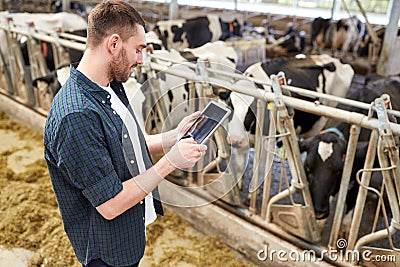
107, 95, 111, 99
123, 134, 128, 138
113, 110, 116, 114
101, 100, 105, 104
140, 201, 143, 204
130, 160, 135, 164
142, 217, 145, 221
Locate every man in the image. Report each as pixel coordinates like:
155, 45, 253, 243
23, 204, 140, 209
44, 1, 207, 267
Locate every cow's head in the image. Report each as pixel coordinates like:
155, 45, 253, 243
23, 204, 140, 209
299, 129, 347, 219
33, 65, 70, 97
219, 18, 242, 40
33, 72, 62, 97
153, 25, 172, 50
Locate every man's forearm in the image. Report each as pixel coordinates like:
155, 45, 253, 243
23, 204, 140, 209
146, 129, 177, 154
96, 156, 176, 220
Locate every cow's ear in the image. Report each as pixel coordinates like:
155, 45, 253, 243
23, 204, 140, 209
337, 138, 348, 153
322, 62, 336, 72
298, 137, 312, 152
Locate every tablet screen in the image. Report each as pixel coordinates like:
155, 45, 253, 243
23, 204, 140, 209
184, 102, 230, 144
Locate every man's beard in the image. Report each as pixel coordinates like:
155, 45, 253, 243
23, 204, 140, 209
108, 47, 132, 83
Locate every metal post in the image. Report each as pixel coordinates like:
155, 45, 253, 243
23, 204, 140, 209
328, 125, 360, 248
249, 99, 266, 213
169, 0, 179, 20
377, 0, 400, 75
292, 0, 298, 25
260, 106, 277, 219
62, 0, 70, 12
347, 130, 378, 251
331, 0, 341, 19
0, 46, 12, 95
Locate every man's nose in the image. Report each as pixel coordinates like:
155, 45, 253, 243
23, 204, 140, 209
136, 53, 144, 65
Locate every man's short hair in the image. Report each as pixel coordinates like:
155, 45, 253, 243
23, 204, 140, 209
87, 0, 145, 48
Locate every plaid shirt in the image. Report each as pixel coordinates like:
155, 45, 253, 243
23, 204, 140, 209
44, 66, 163, 266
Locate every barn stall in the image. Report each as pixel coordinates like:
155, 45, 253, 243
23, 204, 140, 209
1, 1, 400, 266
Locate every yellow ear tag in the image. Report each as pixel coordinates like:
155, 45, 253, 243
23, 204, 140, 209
276, 146, 286, 159
267, 102, 273, 110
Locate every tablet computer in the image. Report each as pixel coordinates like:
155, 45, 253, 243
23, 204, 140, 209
181, 101, 231, 144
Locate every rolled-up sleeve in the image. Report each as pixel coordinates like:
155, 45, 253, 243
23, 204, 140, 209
55, 110, 123, 207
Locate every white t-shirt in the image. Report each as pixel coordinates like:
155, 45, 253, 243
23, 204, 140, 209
101, 85, 157, 227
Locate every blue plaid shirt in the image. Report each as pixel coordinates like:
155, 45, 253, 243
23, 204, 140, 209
44, 66, 163, 266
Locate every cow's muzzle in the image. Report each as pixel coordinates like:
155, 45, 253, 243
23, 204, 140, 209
315, 209, 329, 220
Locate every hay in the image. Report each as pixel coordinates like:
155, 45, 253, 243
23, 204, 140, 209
0, 109, 255, 267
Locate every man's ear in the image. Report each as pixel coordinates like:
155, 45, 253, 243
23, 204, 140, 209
107, 34, 121, 53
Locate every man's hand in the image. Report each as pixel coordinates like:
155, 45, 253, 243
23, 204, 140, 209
175, 111, 201, 141
165, 137, 207, 169
146, 111, 202, 154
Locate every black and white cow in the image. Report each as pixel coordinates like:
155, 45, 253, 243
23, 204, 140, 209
299, 77, 400, 220
142, 41, 238, 130
357, 27, 400, 58
0, 11, 87, 72
32, 41, 238, 130
153, 14, 242, 50
310, 16, 367, 59
52, 0, 87, 16
275, 23, 306, 54
330, 16, 366, 59
235, 54, 354, 137
32, 63, 70, 98
310, 17, 332, 54
224, 54, 354, 181
244, 22, 306, 58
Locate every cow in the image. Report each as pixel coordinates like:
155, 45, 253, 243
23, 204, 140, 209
153, 14, 242, 50
235, 54, 354, 137
357, 27, 400, 59
299, 77, 400, 220
0, 11, 87, 72
278, 23, 306, 53
221, 54, 354, 189
265, 27, 306, 59
140, 41, 238, 131
243, 22, 306, 59
32, 63, 70, 98
310, 17, 332, 55
310, 16, 367, 60
52, 0, 87, 17
330, 16, 366, 59
145, 30, 166, 51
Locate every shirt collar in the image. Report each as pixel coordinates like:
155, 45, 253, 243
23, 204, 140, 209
69, 65, 128, 107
